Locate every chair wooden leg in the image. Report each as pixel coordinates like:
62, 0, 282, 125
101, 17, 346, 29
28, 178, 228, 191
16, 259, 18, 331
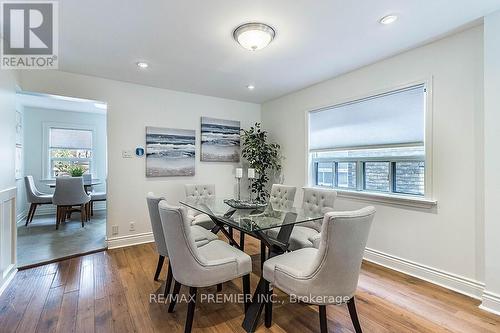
242, 274, 250, 312
239, 232, 245, 251
56, 206, 60, 230
164, 263, 173, 298
31, 203, 39, 222
185, 287, 197, 333
347, 297, 363, 333
264, 280, 272, 328
80, 204, 85, 227
319, 305, 327, 333
91, 201, 94, 216
154, 255, 165, 281
168, 281, 182, 313
26, 203, 35, 226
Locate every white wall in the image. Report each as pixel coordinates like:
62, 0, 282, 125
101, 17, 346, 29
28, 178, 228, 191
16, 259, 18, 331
14, 104, 25, 220
262, 26, 485, 297
18, 71, 260, 247
20, 107, 107, 216
482, 11, 500, 315
0, 70, 19, 293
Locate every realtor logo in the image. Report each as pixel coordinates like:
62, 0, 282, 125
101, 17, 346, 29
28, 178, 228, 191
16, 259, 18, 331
1, 1, 58, 69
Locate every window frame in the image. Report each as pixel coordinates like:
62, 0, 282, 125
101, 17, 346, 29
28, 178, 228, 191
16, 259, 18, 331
305, 79, 436, 208
42, 122, 96, 179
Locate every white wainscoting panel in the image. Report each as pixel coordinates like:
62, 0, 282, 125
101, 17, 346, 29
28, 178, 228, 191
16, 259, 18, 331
0, 187, 17, 295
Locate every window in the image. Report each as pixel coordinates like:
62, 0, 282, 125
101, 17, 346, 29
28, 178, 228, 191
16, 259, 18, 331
309, 84, 427, 198
48, 127, 93, 178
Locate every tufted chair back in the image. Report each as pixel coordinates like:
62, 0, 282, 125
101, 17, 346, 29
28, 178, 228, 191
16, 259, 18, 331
184, 184, 216, 216
269, 206, 375, 302
301, 188, 337, 231
269, 184, 296, 210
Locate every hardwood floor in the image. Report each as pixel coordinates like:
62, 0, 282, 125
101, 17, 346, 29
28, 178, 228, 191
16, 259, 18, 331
1, 233, 499, 333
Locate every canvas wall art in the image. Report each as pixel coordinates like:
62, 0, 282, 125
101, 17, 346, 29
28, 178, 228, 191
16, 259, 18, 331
146, 126, 195, 177
201, 117, 240, 162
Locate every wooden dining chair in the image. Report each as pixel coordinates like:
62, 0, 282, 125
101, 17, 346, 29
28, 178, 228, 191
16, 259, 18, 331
24, 176, 53, 226
52, 177, 91, 229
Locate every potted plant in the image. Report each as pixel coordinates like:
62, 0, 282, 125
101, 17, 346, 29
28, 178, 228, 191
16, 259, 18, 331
241, 123, 281, 202
68, 165, 85, 177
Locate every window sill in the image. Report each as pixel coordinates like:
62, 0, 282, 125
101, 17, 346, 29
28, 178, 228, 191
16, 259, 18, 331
333, 189, 437, 209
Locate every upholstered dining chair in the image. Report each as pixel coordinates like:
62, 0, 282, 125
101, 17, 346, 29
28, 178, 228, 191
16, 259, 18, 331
158, 201, 252, 333
287, 187, 337, 250
268, 184, 297, 210
146, 193, 218, 296
265, 184, 298, 249
184, 184, 216, 229
90, 191, 107, 216
263, 206, 376, 333
24, 175, 53, 226
52, 177, 91, 229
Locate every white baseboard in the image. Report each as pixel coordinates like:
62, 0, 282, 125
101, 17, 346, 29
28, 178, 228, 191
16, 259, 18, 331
0, 265, 17, 297
107, 232, 154, 249
364, 248, 485, 300
31, 202, 107, 217
16, 210, 27, 225
480, 290, 500, 315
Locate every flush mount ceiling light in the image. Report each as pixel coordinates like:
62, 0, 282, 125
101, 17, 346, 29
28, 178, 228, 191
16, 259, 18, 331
379, 14, 398, 25
233, 22, 275, 51
136, 61, 149, 69
247, 84, 255, 90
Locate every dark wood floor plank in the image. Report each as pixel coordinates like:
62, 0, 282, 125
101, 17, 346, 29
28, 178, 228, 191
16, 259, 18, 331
55, 291, 79, 333
76, 256, 95, 333
51, 260, 71, 289
0, 271, 39, 333
103, 250, 136, 333
64, 257, 83, 293
35, 286, 65, 333
15, 272, 55, 333
2, 240, 500, 333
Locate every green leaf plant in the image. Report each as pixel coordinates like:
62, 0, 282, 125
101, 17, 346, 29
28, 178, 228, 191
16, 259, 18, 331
240, 123, 282, 203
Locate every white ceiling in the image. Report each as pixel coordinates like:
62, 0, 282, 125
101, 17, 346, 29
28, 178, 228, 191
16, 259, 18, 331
58, 0, 500, 103
18, 92, 107, 114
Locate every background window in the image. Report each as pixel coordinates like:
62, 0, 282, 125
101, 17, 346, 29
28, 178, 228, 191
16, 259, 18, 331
309, 84, 426, 197
49, 127, 93, 177
364, 162, 390, 192
337, 162, 357, 188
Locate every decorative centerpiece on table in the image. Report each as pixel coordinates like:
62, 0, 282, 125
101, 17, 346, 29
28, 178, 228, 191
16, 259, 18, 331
68, 165, 85, 177
223, 198, 267, 210
240, 123, 282, 203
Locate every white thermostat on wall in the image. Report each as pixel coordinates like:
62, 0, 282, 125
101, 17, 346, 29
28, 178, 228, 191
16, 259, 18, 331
122, 150, 134, 158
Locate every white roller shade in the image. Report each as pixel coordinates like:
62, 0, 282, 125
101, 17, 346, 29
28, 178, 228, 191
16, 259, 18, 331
50, 128, 92, 149
309, 85, 425, 151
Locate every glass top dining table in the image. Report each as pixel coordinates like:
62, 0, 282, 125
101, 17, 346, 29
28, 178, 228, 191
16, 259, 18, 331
180, 197, 324, 234
180, 197, 325, 333
181, 197, 325, 332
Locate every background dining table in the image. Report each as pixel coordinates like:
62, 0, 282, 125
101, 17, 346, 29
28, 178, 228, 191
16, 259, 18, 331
46, 178, 101, 193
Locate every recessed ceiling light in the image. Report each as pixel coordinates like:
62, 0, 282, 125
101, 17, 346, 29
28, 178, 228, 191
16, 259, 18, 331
379, 14, 398, 25
233, 23, 275, 51
247, 85, 255, 90
136, 61, 149, 69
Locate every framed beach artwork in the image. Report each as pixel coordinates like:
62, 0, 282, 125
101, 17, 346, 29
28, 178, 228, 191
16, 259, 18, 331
201, 117, 240, 162
145, 126, 196, 177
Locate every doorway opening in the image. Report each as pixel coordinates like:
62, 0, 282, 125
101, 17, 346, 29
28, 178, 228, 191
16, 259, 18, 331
15, 91, 108, 267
